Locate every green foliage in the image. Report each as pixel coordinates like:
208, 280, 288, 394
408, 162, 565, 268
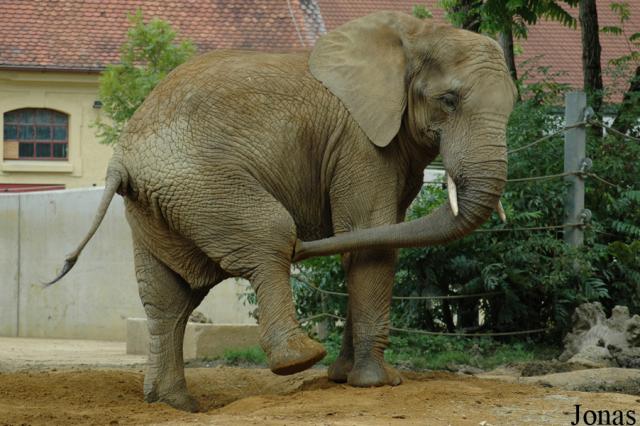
95, 10, 196, 145
412, 4, 434, 19
439, 0, 577, 38
601, 1, 639, 70
385, 334, 556, 370
204, 333, 555, 372
600, 1, 640, 133
216, 346, 268, 366
292, 256, 346, 330
319, 332, 556, 371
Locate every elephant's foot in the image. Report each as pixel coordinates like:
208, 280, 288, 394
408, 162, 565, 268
266, 332, 326, 375
327, 355, 354, 383
347, 359, 403, 387
144, 377, 199, 412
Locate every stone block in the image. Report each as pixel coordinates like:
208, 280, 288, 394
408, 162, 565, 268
126, 318, 260, 360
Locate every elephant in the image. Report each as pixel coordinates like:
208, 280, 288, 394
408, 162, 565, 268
48, 11, 516, 412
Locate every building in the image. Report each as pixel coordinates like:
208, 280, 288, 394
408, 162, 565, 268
1, 0, 636, 191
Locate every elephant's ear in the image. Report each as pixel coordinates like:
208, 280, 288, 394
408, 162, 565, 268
309, 12, 415, 147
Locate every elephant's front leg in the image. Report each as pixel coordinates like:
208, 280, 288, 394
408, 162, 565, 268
250, 264, 327, 375
331, 249, 402, 387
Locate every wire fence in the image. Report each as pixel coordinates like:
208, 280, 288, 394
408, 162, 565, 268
299, 312, 549, 337
297, 111, 639, 338
292, 273, 503, 300
422, 118, 638, 235
507, 120, 588, 155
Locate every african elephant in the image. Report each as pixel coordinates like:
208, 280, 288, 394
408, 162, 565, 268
49, 11, 516, 411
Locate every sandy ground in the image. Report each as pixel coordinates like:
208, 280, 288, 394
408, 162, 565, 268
1, 337, 638, 425
0, 337, 146, 372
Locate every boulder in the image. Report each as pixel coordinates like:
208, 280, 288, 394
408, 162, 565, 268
560, 302, 640, 368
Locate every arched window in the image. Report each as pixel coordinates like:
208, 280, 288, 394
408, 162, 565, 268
3, 108, 69, 161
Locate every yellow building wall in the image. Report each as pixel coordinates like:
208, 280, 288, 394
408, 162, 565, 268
0, 70, 113, 189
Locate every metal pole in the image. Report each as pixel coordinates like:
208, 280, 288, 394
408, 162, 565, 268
564, 92, 587, 247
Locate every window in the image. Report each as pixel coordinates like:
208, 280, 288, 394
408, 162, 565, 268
3, 108, 69, 161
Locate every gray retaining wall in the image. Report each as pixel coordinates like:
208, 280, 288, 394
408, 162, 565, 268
0, 187, 255, 341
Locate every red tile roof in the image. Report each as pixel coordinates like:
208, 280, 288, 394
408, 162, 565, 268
0, 0, 637, 102
0, 0, 320, 71
519, 2, 639, 101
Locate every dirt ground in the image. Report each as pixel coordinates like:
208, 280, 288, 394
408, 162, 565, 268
1, 338, 639, 425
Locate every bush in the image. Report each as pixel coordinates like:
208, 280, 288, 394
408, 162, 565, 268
95, 10, 196, 145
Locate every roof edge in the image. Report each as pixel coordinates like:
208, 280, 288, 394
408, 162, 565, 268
0, 64, 104, 74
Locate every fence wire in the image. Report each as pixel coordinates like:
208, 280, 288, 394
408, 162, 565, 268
299, 312, 550, 337
293, 274, 503, 300
507, 121, 587, 155
507, 119, 640, 156
422, 119, 635, 233
507, 171, 575, 183
590, 118, 640, 142
475, 222, 585, 233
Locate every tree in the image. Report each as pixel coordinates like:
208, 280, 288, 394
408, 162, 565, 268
95, 10, 196, 145
442, 0, 483, 32
579, 0, 604, 116
603, 1, 640, 136
614, 65, 640, 136
440, 0, 578, 84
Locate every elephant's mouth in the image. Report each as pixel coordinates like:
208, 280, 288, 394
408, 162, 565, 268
445, 173, 506, 223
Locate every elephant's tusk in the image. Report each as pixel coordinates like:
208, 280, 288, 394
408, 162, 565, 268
447, 174, 459, 217
496, 200, 507, 223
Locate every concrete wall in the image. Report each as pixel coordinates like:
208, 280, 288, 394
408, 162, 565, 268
0, 70, 112, 188
0, 194, 19, 336
0, 187, 256, 341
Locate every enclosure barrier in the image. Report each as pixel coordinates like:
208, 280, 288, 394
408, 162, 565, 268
298, 91, 639, 338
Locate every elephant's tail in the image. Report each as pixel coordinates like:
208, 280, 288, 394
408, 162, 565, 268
45, 153, 129, 287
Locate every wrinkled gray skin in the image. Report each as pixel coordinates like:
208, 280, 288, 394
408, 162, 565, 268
49, 12, 516, 411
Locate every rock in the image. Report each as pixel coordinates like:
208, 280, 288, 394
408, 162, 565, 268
612, 347, 640, 368
567, 346, 615, 368
189, 310, 212, 324
519, 368, 640, 395
560, 302, 640, 368
454, 365, 484, 375
625, 315, 640, 346
519, 360, 589, 377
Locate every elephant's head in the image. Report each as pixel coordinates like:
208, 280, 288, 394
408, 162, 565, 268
294, 11, 517, 261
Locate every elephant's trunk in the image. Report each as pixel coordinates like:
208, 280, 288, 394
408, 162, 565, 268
292, 131, 507, 262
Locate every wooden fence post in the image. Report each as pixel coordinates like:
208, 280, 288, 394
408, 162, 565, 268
563, 92, 588, 247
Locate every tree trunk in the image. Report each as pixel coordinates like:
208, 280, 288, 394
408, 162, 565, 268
498, 29, 518, 81
612, 65, 640, 136
457, 299, 480, 330
442, 301, 456, 332
453, 0, 482, 32
579, 0, 604, 116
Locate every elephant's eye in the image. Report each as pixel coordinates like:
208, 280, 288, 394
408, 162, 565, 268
439, 92, 459, 112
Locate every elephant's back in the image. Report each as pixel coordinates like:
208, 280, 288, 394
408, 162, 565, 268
119, 49, 321, 154
116, 49, 346, 238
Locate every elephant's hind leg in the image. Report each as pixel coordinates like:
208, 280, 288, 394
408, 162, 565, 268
133, 241, 207, 412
